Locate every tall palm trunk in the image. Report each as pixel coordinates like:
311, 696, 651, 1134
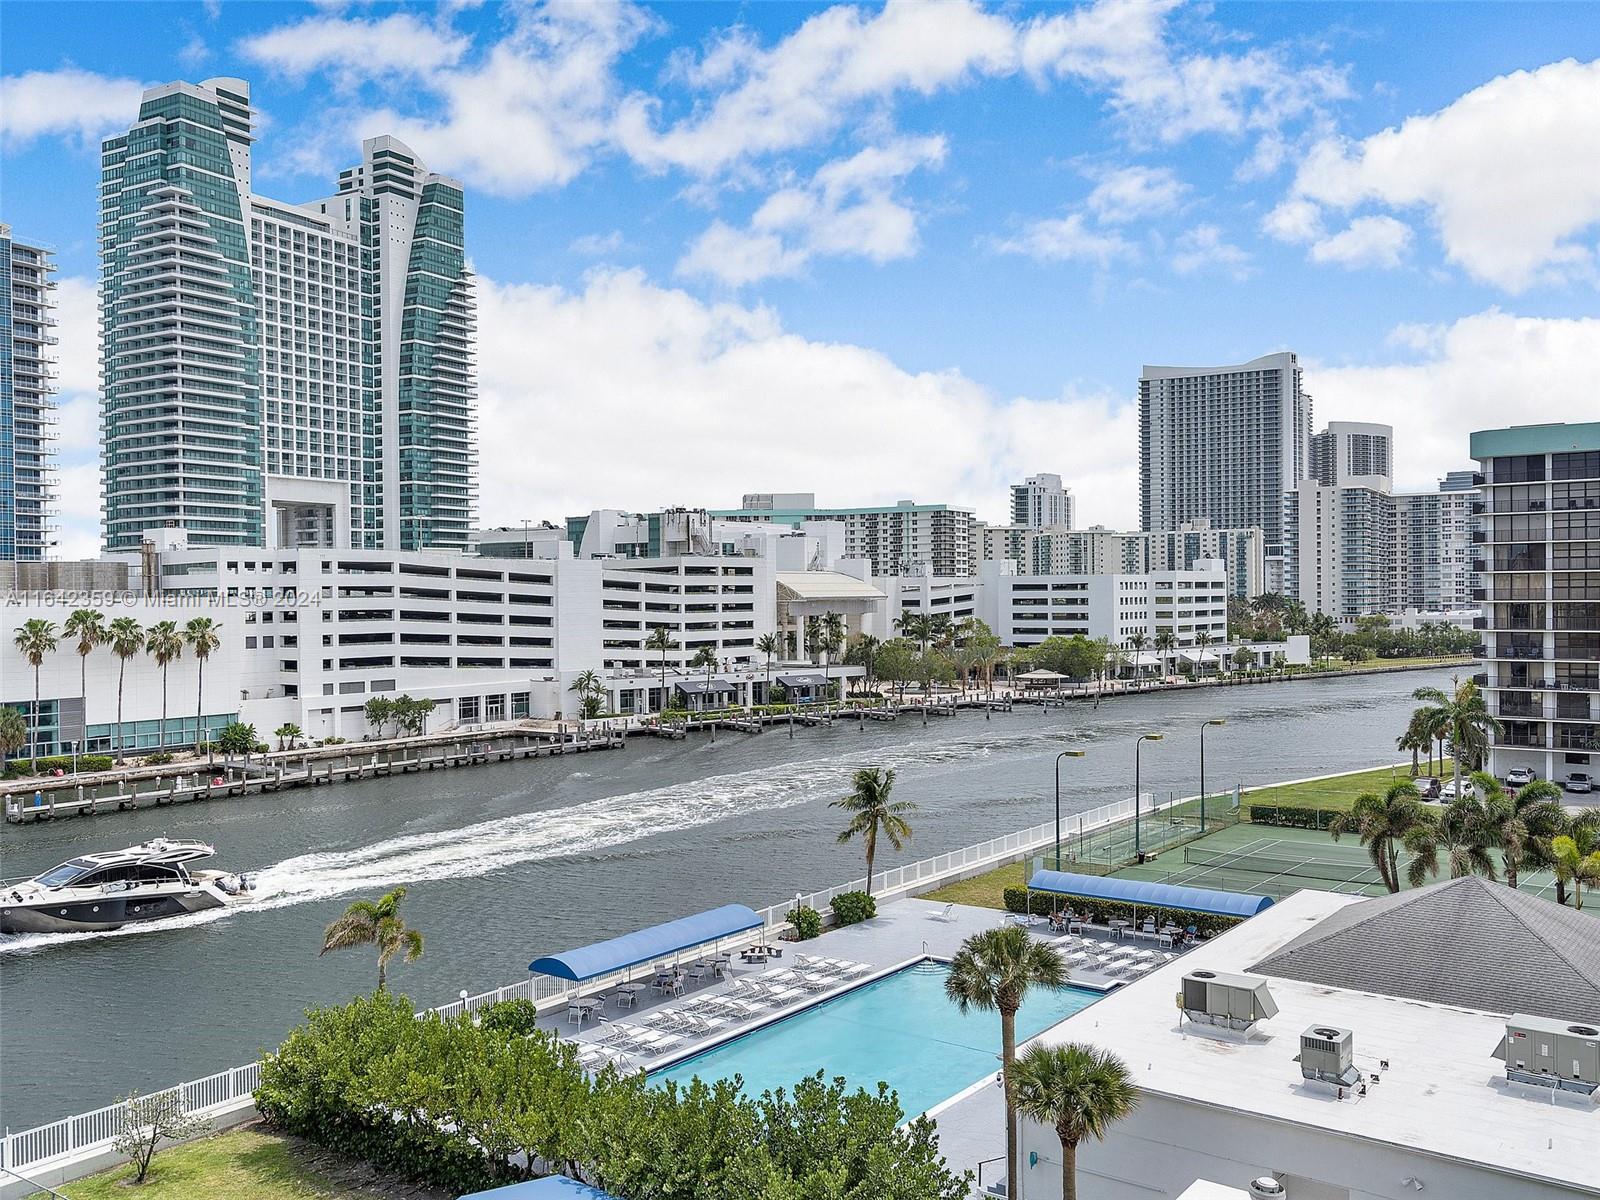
377, 957, 387, 992
864, 826, 877, 896
115, 659, 128, 764
1061, 1135, 1079, 1200
196, 658, 205, 753
32, 665, 42, 763
159, 665, 169, 751
1001, 1005, 1019, 1195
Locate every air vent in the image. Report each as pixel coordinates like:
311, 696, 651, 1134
1248, 1178, 1286, 1199
1299, 1024, 1360, 1089
1178, 969, 1279, 1034
1492, 1013, 1600, 1097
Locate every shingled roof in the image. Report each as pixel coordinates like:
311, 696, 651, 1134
1248, 875, 1600, 1022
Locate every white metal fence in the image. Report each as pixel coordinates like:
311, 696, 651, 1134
0, 787, 1184, 1177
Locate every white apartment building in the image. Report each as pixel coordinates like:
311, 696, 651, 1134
100, 78, 475, 553
863, 569, 981, 641
712, 495, 974, 577
1394, 471, 1478, 612
1139, 352, 1312, 564
973, 521, 1266, 599
1017, 882, 1597, 1200
1009, 473, 1073, 530
976, 559, 1230, 651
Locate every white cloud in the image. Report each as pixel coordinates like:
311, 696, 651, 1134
1309, 310, 1600, 488
1308, 214, 1411, 269
1285, 58, 1600, 291
1260, 196, 1323, 244
1020, 0, 1349, 146
239, 12, 471, 84
1085, 164, 1187, 223
1171, 223, 1251, 278
992, 212, 1137, 268
0, 68, 143, 149
569, 230, 626, 257
617, 0, 1016, 175
475, 269, 1137, 528
677, 136, 947, 284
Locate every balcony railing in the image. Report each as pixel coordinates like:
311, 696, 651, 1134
1556, 734, 1600, 751
1500, 734, 1550, 749
1499, 705, 1541, 719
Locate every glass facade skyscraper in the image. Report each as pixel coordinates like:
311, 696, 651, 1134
100, 78, 476, 551
0, 224, 58, 561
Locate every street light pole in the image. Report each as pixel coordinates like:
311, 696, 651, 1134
1134, 733, 1163, 859
1199, 719, 1226, 833
1053, 749, 1087, 871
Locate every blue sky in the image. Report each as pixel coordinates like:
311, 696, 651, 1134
3, 1, 1598, 555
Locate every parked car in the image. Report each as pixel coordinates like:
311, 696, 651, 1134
1505, 766, 1539, 786
1415, 776, 1442, 800
1565, 772, 1594, 794
1439, 778, 1477, 801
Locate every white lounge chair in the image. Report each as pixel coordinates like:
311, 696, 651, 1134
932, 902, 956, 922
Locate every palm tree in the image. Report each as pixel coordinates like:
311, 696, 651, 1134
1329, 780, 1429, 893
145, 621, 184, 753
1397, 708, 1435, 777
1402, 798, 1496, 887
1011, 1042, 1140, 1200
690, 645, 719, 711
756, 632, 779, 697
568, 669, 602, 722
12, 618, 58, 763
319, 886, 424, 991
1534, 809, 1600, 906
830, 766, 915, 895
845, 633, 881, 695
1473, 773, 1565, 889
644, 627, 678, 712
817, 611, 844, 706
184, 617, 221, 753
63, 609, 106, 735
105, 617, 145, 764
1152, 629, 1177, 679
0, 706, 29, 765
274, 723, 303, 751
1411, 676, 1501, 800
1551, 818, 1600, 910
894, 611, 932, 652
945, 926, 1068, 1195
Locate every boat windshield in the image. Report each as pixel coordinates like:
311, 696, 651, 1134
33, 859, 95, 888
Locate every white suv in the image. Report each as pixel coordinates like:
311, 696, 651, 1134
1565, 772, 1594, 794
1505, 767, 1538, 786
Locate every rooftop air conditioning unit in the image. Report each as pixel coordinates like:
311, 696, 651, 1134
1299, 1024, 1360, 1089
1248, 1179, 1286, 1200
1492, 1014, 1600, 1097
1178, 969, 1279, 1034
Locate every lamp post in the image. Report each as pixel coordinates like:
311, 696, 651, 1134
1053, 749, 1087, 871
1199, 719, 1226, 832
1134, 733, 1163, 859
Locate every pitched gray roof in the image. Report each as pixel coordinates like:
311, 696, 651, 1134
1248, 875, 1600, 1023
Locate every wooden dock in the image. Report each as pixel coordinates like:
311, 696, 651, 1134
3, 732, 625, 824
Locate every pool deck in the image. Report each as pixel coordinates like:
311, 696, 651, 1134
530, 895, 1185, 1195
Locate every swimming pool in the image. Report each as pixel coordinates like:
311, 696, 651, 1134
651, 960, 1102, 1117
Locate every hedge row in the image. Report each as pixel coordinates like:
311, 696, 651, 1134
257, 990, 970, 1200
1245, 803, 1338, 831
1001, 886, 1243, 939
830, 890, 877, 926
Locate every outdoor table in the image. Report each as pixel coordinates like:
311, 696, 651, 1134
615, 983, 645, 1007
1110, 919, 1131, 939
567, 998, 602, 1025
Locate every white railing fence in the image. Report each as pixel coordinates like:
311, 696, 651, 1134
0, 785, 1194, 1177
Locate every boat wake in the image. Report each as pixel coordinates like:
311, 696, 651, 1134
0, 725, 1085, 955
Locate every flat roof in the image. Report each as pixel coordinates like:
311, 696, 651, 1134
1029, 890, 1596, 1194
1470, 421, 1600, 459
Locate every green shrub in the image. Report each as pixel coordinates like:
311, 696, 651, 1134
477, 998, 539, 1038
215, 722, 258, 755
1245, 803, 1337, 831
257, 990, 971, 1199
787, 904, 822, 940
1003, 885, 1243, 937
830, 890, 877, 926
143, 751, 174, 765
24, 754, 115, 775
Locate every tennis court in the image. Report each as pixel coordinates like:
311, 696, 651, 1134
1110, 820, 1575, 906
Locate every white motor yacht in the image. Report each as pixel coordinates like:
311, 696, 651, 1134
0, 838, 258, 934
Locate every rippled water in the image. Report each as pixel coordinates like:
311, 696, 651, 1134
0, 668, 1456, 1125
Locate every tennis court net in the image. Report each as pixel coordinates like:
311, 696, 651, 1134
1182, 844, 1383, 885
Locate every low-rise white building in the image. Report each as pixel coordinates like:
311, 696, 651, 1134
1017, 880, 1598, 1200
977, 560, 1230, 650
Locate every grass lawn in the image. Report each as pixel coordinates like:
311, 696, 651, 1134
1324, 656, 1472, 671
38, 1126, 448, 1200
1242, 760, 1455, 815
921, 861, 1028, 910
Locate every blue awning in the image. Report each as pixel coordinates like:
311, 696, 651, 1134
529, 903, 763, 980
1026, 869, 1273, 918
458, 1177, 621, 1200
